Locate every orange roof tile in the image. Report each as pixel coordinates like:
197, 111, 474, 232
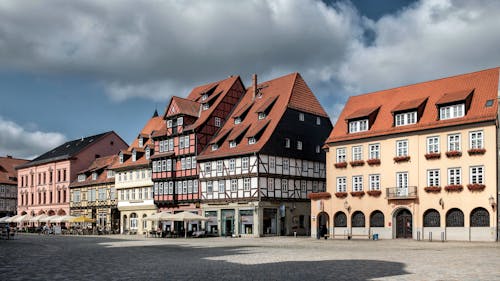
209, 128, 232, 145
165, 96, 200, 118
391, 97, 428, 112
232, 102, 253, 118
246, 120, 270, 138
0, 156, 28, 185
70, 155, 118, 188
227, 124, 250, 141
327, 68, 499, 143
288, 73, 329, 117
345, 106, 380, 120
436, 89, 473, 105
255, 96, 278, 113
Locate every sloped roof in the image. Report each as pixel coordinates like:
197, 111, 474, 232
70, 155, 118, 188
435, 89, 473, 105
327, 67, 500, 143
0, 156, 28, 185
391, 97, 428, 112
17, 132, 118, 169
129, 114, 164, 150
198, 72, 329, 160
165, 96, 200, 118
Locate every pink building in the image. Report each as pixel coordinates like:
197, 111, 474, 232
16, 131, 128, 218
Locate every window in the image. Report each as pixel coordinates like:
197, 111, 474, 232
119, 153, 124, 163
336, 177, 346, 192
73, 191, 81, 203
179, 137, 184, 149
268, 178, 274, 190
440, 103, 465, 120
448, 168, 461, 185
107, 170, 114, 178
349, 119, 368, 133
162, 160, 167, 171
181, 158, 186, 170
231, 179, 237, 192
177, 117, 183, 126
396, 140, 408, 156
78, 174, 86, 182
182, 181, 187, 194
167, 119, 173, 128
243, 178, 251, 191
299, 113, 304, 121
316, 117, 321, 125
130, 213, 138, 230
395, 111, 417, 126
470, 166, 484, 184
145, 148, 150, 160
229, 159, 236, 172
202, 103, 209, 110
258, 112, 266, 119
186, 157, 191, 170
312, 181, 318, 192
314, 162, 319, 173
448, 134, 461, 151
207, 181, 213, 193
315, 145, 320, 153
192, 157, 196, 169
284, 138, 290, 148
218, 181, 225, 193
283, 159, 289, 172
92, 172, 97, 180
229, 141, 236, 148
301, 181, 306, 192
297, 141, 302, 150
98, 188, 106, 201
302, 161, 308, 173
217, 160, 223, 173
469, 131, 483, 149
211, 144, 218, 151
242, 157, 249, 170
352, 146, 362, 161
234, 117, 241, 125
368, 143, 380, 159
369, 174, 380, 190
110, 188, 116, 200
282, 180, 288, 192
205, 162, 211, 174
166, 159, 172, 171
248, 137, 256, 144
427, 169, 440, 187
269, 157, 275, 170
168, 139, 174, 151
215, 117, 221, 127
336, 148, 346, 163
427, 136, 440, 153
138, 137, 143, 147
352, 176, 363, 192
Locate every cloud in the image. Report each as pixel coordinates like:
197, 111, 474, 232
0, 116, 67, 159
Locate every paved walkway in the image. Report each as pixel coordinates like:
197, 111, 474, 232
0, 234, 498, 280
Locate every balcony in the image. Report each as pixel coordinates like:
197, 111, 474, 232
386, 186, 418, 200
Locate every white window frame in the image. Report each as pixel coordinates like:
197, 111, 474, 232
268, 178, 274, 190
427, 169, 440, 187
207, 181, 213, 193
258, 112, 266, 120
231, 179, 237, 192
229, 159, 235, 172
352, 146, 362, 161
470, 166, 484, 184
336, 147, 346, 163
427, 136, 440, 153
368, 143, 380, 159
336, 177, 346, 192
285, 138, 290, 148
395, 111, 417, 126
283, 159, 289, 172
205, 162, 211, 174
217, 160, 223, 174
440, 103, 465, 120
243, 178, 251, 191
229, 141, 236, 148
234, 117, 241, 125
248, 137, 256, 145
299, 113, 304, 121
396, 140, 408, 157
218, 180, 225, 193
215, 117, 222, 127
447, 134, 461, 151
369, 174, 380, 190
242, 157, 249, 170
297, 141, 302, 150
352, 176, 363, 192
447, 167, 461, 185
316, 117, 321, 125
349, 119, 368, 133
281, 180, 288, 192
469, 131, 484, 149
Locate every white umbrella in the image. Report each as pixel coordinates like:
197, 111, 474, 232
170, 211, 208, 238
0, 216, 11, 223
40, 215, 61, 223
5, 214, 21, 223
146, 211, 169, 221
29, 214, 48, 223
51, 215, 76, 223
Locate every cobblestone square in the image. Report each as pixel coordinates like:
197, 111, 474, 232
1, 234, 499, 281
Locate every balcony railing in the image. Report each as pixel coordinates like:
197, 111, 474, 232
386, 186, 418, 200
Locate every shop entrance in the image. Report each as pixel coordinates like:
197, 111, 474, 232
221, 209, 235, 236
263, 208, 278, 235
395, 209, 412, 238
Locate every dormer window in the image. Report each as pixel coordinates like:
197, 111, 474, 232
211, 144, 218, 151
440, 103, 464, 120
119, 153, 124, 164
132, 151, 137, 162
107, 170, 114, 178
177, 117, 183, 126
258, 112, 266, 120
395, 111, 417, 126
78, 174, 86, 182
92, 172, 98, 180
138, 137, 143, 147
202, 94, 208, 101
167, 119, 173, 128
349, 119, 368, 133
202, 103, 209, 110
248, 137, 256, 145
145, 148, 151, 160
229, 141, 236, 148
234, 118, 241, 124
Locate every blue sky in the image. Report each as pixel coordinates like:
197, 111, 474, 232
1, 0, 499, 159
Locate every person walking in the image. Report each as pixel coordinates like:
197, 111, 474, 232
6, 224, 10, 240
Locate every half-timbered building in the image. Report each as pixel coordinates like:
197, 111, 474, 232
110, 111, 163, 235
151, 76, 245, 234
197, 73, 333, 237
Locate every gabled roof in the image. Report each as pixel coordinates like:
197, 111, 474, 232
77, 155, 117, 174
198, 72, 330, 160
345, 106, 380, 120
17, 131, 121, 169
327, 67, 500, 143
0, 156, 28, 185
165, 96, 200, 118
70, 155, 118, 188
391, 97, 428, 113
129, 113, 164, 149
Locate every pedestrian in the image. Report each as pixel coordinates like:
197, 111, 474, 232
6, 224, 10, 240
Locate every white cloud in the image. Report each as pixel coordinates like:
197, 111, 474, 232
0, 117, 67, 159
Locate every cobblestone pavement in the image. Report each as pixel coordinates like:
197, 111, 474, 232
1, 234, 499, 281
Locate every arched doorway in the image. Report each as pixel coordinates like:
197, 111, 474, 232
57, 209, 66, 216
394, 209, 412, 238
316, 212, 329, 238
48, 210, 55, 216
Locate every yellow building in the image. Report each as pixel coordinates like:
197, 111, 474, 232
312, 68, 499, 241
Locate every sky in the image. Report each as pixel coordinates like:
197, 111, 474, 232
1, 0, 500, 159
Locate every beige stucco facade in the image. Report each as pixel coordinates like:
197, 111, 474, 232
313, 122, 497, 241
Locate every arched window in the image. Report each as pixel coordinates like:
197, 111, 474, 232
446, 208, 464, 227
470, 207, 489, 227
334, 211, 347, 227
370, 211, 384, 227
351, 211, 365, 227
142, 214, 148, 230
423, 209, 440, 227
130, 213, 138, 230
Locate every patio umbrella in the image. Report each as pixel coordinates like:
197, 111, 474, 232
13, 214, 29, 223
0, 216, 10, 223
40, 215, 62, 223
5, 214, 21, 223
70, 216, 95, 223
29, 214, 48, 223
170, 211, 208, 238
52, 215, 76, 223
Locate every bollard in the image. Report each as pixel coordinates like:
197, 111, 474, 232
429, 232, 432, 242
417, 231, 420, 241
441, 232, 445, 242
294, 231, 297, 238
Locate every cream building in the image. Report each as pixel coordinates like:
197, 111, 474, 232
312, 68, 499, 241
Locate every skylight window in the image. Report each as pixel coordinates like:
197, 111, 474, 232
485, 100, 494, 107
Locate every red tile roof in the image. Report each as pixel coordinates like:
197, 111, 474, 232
209, 128, 232, 145
246, 120, 270, 138
70, 155, 118, 188
165, 96, 200, 118
129, 114, 164, 150
327, 67, 500, 143
391, 97, 428, 112
345, 106, 380, 120
435, 89, 473, 105
198, 72, 330, 160
0, 156, 28, 185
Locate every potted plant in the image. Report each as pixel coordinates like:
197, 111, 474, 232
444, 184, 463, 192
349, 160, 365, 167
424, 186, 442, 193
334, 192, 348, 198
467, 183, 486, 191
366, 159, 381, 166
334, 162, 348, 168
446, 150, 462, 158
468, 148, 486, 155
393, 156, 410, 163
424, 153, 441, 160
366, 190, 382, 196
350, 191, 365, 197
308, 192, 332, 200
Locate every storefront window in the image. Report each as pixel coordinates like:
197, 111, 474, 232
263, 208, 277, 235
239, 210, 254, 234
205, 211, 218, 235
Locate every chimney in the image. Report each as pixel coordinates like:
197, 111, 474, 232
252, 74, 257, 100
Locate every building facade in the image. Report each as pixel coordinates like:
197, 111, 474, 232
69, 155, 119, 232
198, 73, 332, 237
16, 131, 128, 218
151, 76, 245, 234
0, 156, 28, 217
313, 68, 499, 241
112, 111, 163, 235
